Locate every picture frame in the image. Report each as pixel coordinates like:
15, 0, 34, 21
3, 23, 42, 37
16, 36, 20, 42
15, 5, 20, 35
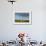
13, 10, 32, 25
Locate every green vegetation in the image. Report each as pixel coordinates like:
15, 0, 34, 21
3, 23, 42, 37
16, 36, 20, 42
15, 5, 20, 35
15, 20, 29, 22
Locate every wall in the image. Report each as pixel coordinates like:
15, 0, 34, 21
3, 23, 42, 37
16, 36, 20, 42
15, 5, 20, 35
0, 0, 46, 41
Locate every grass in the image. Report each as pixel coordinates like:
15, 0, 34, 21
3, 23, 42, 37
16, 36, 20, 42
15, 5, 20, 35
15, 20, 29, 22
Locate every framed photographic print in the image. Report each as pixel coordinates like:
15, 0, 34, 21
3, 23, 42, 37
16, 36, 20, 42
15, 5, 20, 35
13, 10, 32, 25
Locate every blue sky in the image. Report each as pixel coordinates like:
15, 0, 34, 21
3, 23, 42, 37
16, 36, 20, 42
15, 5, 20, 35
15, 13, 29, 20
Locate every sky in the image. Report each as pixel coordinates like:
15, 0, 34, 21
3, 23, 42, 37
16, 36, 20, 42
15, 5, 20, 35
15, 13, 29, 20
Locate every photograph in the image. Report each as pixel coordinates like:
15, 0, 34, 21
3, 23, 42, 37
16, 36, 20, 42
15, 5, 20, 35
15, 13, 29, 23
13, 11, 32, 25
